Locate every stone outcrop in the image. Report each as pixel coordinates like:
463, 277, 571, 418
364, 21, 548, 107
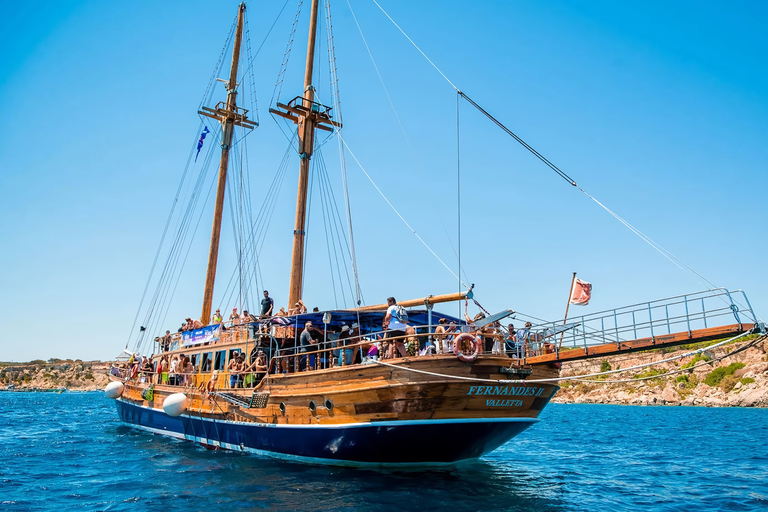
0, 360, 112, 391
552, 336, 768, 407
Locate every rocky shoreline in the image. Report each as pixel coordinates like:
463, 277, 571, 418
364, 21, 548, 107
2, 337, 767, 407
0, 360, 112, 392
552, 335, 768, 407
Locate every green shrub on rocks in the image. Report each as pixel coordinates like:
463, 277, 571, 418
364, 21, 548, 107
703, 363, 746, 387
720, 374, 739, 393
740, 377, 755, 386
675, 374, 699, 390
634, 368, 666, 379
682, 353, 710, 370
600, 361, 611, 373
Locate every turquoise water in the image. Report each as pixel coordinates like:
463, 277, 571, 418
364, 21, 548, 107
1, 392, 766, 511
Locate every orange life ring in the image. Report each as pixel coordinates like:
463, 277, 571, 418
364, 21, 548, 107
453, 333, 482, 362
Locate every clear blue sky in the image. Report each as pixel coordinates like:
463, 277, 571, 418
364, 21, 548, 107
1, 1, 766, 362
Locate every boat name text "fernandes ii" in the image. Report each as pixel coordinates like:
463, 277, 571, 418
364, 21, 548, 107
467, 385, 546, 397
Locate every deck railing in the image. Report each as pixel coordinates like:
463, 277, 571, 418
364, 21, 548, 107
121, 289, 757, 387
534, 288, 756, 353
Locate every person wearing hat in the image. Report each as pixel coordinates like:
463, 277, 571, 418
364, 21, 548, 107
200, 370, 219, 398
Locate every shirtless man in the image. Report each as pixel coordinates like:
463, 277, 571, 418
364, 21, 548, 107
228, 352, 243, 388
244, 351, 268, 387
200, 370, 219, 399
434, 318, 447, 352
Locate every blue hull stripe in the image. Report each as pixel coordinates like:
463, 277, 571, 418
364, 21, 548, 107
115, 399, 536, 465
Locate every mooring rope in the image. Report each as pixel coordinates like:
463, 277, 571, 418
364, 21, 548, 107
374, 331, 762, 384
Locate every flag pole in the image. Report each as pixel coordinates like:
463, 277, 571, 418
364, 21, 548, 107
559, 272, 577, 350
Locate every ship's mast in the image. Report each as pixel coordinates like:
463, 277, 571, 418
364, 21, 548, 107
270, 0, 341, 307
197, 3, 257, 324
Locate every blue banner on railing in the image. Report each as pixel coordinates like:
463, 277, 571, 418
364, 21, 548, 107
181, 324, 221, 347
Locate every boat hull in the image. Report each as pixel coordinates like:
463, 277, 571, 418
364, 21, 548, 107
115, 398, 537, 465
111, 355, 560, 465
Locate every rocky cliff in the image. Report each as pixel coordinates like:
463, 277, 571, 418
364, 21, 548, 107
0, 360, 112, 391
552, 335, 768, 407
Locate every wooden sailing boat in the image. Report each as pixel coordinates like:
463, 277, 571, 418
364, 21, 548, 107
106, 2, 760, 465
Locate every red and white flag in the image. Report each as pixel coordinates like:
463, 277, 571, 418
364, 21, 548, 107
569, 278, 592, 306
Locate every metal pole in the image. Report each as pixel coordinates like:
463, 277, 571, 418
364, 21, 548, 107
559, 272, 577, 350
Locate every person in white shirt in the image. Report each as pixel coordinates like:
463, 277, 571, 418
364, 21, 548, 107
382, 297, 408, 358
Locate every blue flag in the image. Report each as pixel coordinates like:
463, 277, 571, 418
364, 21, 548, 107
195, 126, 210, 162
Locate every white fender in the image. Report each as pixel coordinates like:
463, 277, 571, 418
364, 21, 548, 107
162, 393, 188, 417
104, 381, 124, 399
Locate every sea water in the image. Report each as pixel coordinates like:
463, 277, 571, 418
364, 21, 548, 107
1, 392, 766, 511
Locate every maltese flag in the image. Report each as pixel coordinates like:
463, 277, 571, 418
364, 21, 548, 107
570, 278, 592, 306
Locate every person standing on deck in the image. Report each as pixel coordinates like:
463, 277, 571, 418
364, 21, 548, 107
504, 324, 519, 358
517, 322, 533, 357
299, 321, 319, 370
159, 330, 171, 352
228, 352, 243, 388
158, 356, 169, 384
339, 325, 352, 365
434, 318, 447, 353
260, 290, 274, 319
169, 355, 180, 386
229, 308, 240, 325
382, 297, 408, 358
212, 309, 223, 324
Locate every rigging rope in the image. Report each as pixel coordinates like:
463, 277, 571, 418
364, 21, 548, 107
374, 330, 759, 385
271, 0, 304, 107
457, 93, 462, 319
326, 0, 363, 305
337, 133, 469, 289
369, 0, 720, 293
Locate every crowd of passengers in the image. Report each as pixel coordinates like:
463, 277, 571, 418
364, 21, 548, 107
113, 349, 270, 389
131, 295, 554, 385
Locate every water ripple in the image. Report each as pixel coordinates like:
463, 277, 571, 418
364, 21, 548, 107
1, 394, 767, 511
